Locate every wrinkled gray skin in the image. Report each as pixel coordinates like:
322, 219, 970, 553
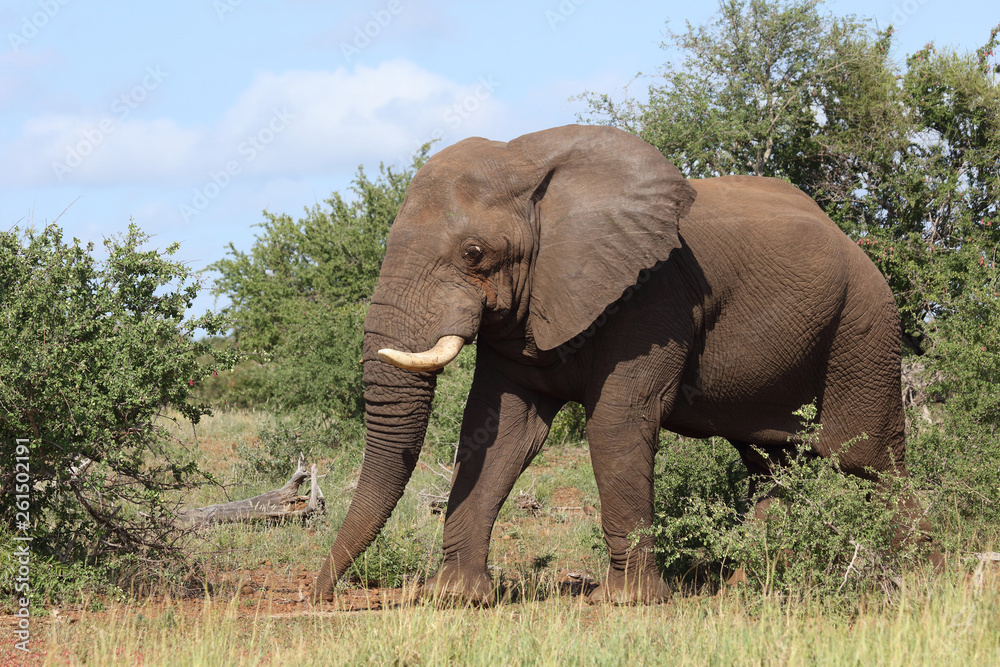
314, 124, 919, 605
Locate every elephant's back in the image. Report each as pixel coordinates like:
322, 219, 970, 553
688, 175, 838, 231
687, 175, 895, 325
683, 175, 853, 305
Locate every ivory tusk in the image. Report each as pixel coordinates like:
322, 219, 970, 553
377, 335, 465, 372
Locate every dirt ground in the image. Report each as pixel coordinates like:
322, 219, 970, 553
0, 450, 605, 666
0, 557, 600, 667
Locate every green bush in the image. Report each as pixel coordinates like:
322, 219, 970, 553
346, 530, 433, 589
650, 434, 749, 580
649, 405, 926, 607
234, 411, 362, 484
904, 245, 1000, 530
0, 224, 240, 568
270, 299, 367, 420
210, 151, 430, 430
908, 419, 1000, 540
191, 339, 274, 410
0, 530, 131, 611
549, 402, 587, 446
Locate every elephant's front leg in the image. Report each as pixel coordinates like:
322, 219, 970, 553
586, 403, 669, 604
422, 361, 561, 605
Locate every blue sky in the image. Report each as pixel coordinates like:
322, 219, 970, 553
3, 0, 996, 317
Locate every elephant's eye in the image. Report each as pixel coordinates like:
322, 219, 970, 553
463, 244, 484, 264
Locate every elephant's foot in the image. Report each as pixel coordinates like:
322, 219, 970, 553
586, 568, 670, 605
420, 563, 496, 606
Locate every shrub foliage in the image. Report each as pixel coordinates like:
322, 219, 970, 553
0, 224, 239, 562
651, 406, 926, 606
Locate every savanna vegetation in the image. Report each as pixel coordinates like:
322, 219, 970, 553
2, 0, 998, 663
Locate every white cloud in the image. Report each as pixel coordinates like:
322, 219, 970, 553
211, 59, 507, 173
14, 115, 202, 186
1, 58, 508, 187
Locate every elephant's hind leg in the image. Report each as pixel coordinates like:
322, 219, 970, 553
802, 334, 942, 565
819, 309, 937, 540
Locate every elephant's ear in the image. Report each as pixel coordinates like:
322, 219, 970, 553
507, 125, 696, 352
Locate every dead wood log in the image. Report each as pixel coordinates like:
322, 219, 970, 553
175, 456, 325, 528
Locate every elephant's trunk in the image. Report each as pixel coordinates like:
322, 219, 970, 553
313, 329, 438, 602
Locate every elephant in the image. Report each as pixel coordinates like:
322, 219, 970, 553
313, 124, 926, 605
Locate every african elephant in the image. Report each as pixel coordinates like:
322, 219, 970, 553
313, 124, 923, 605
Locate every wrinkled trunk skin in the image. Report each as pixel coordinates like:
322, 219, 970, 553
313, 232, 484, 602
313, 322, 437, 602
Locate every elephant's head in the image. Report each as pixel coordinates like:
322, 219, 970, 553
313, 124, 696, 600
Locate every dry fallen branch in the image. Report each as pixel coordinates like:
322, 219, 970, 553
174, 455, 325, 528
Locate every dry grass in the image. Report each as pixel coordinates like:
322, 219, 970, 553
8, 566, 998, 666
5, 410, 999, 666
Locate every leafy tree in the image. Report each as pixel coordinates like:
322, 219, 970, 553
0, 224, 239, 562
578, 0, 889, 180
820, 35, 1000, 500
212, 154, 424, 354
209, 149, 429, 425
579, 0, 999, 522
579, 1, 998, 341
